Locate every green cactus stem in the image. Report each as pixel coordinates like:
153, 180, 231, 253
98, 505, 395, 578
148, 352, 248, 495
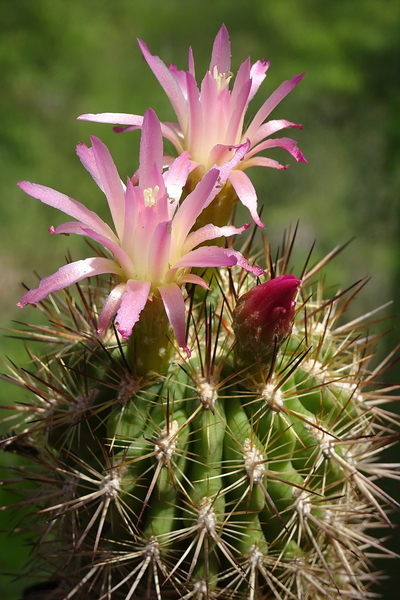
1, 233, 399, 600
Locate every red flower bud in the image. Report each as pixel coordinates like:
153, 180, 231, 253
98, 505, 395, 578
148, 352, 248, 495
233, 274, 301, 366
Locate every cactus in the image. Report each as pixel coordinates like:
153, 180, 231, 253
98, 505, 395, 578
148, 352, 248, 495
2, 24, 399, 600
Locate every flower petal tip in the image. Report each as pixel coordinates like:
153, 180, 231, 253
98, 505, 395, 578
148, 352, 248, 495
254, 266, 266, 277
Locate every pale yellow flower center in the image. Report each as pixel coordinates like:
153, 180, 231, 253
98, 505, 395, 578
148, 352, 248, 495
211, 66, 232, 93
143, 186, 159, 207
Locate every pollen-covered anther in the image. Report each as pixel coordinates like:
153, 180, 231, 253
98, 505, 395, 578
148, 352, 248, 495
100, 471, 121, 499
243, 438, 266, 485
197, 376, 219, 410
259, 382, 283, 413
143, 186, 159, 207
197, 497, 217, 534
212, 66, 233, 91
154, 419, 179, 463
68, 388, 99, 424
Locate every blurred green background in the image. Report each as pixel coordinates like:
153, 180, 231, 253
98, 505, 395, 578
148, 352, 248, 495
0, 0, 399, 598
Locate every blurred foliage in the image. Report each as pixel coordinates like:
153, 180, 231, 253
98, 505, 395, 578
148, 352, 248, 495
0, 0, 399, 598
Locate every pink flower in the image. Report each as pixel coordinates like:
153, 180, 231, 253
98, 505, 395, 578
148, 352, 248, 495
233, 274, 301, 363
18, 109, 263, 355
79, 25, 307, 228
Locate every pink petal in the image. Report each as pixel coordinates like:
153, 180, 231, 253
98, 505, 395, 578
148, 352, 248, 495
199, 71, 224, 151
115, 279, 151, 339
210, 24, 231, 73
230, 58, 251, 108
163, 151, 192, 214
250, 119, 303, 148
121, 179, 138, 256
51, 222, 132, 260
172, 167, 220, 249
186, 72, 202, 153
147, 220, 172, 283
97, 282, 126, 333
172, 246, 264, 276
49, 222, 88, 236
228, 170, 264, 228
170, 246, 236, 269
78, 113, 184, 152
159, 122, 186, 153
247, 137, 308, 164
150, 162, 167, 206
18, 257, 122, 307
138, 109, 164, 190
188, 46, 195, 78
207, 143, 234, 168
115, 123, 184, 156
243, 156, 289, 170
213, 139, 251, 186
76, 142, 105, 193
137, 39, 188, 132
80, 226, 135, 277
168, 63, 188, 96
223, 248, 264, 276
183, 223, 250, 254
226, 77, 252, 145
244, 73, 305, 141
158, 282, 190, 356
78, 112, 145, 126
248, 59, 270, 102
178, 273, 210, 290
17, 181, 117, 243
90, 136, 126, 240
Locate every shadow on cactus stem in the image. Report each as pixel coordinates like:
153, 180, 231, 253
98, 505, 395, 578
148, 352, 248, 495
1, 226, 399, 600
